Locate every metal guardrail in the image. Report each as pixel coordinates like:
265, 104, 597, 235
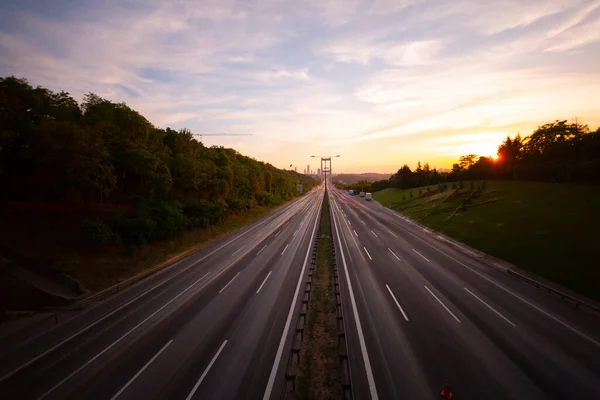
283, 196, 353, 399
332, 223, 354, 400
283, 226, 318, 397
505, 269, 600, 314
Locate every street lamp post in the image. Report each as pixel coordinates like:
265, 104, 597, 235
311, 155, 340, 191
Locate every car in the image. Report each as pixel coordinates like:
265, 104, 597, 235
359, 191, 365, 197
365, 192, 372, 201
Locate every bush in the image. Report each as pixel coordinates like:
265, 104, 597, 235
109, 201, 185, 246
147, 201, 186, 239
183, 200, 225, 227
112, 215, 157, 247
81, 219, 114, 244
226, 198, 248, 213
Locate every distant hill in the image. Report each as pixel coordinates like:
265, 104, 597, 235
333, 173, 392, 185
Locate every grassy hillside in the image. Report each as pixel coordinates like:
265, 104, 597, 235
373, 181, 600, 301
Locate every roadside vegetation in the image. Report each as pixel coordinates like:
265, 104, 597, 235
342, 119, 600, 301
0, 76, 317, 308
355, 119, 600, 194
297, 194, 342, 400
373, 180, 600, 301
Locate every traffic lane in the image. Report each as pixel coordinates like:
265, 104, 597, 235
0, 191, 314, 380
181, 195, 322, 400
342, 194, 600, 339
386, 227, 600, 391
61, 196, 321, 400
359, 193, 600, 325
331, 195, 541, 399
365, 201, 600, 352
336, 195, 600, 397
327, 195, 373, 400
330, 197, 434, 399
2, 194, 320, 400
331, 195, 553, 399
341, 194, 600, 364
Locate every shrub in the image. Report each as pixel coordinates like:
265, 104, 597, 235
227, 197, 250, 213
81, 219, 114, 244
183, 200, 225, 227
112, 215, 157, 246
147, 201, 186, 239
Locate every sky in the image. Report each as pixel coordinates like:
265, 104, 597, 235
1, 0, 600, 173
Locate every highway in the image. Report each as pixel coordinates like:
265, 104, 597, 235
0, 186, 324, 400
329, 187, 600, 399
2, 183, 600, 400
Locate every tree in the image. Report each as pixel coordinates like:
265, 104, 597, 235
459, 154, 477, 170
497, 134, 523, 178
0, 76, 319, 246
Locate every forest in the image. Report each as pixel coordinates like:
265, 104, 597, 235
0, 77, 317, 247
363, 119, 600, 193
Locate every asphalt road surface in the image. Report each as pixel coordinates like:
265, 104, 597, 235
0, 186, 324, 400
329, 187, 600, 399
2, 184, 600, 400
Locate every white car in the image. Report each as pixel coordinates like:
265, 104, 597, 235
365, 193, 372, 201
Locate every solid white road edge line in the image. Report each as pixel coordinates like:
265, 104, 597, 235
185, 340, 228, 400
385, 285, 409, 322
424, 286, 461, 323
330, 197, 379, 400
6, 196, 313, 385
363, 247, 373, 260
0, 274, 174, 383
262, 197, 322, 400
110, 340, 174, 400
464, 288, 516, 327
2, 201, 293, 385
417, 234, 600, 346
257, 271, 273, 294
36, 272, 211, 400
219, 272, 241, 294
412, 248, 430, 262
377, 209, 600, 347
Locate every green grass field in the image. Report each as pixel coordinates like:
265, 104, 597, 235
373, 181, 600, 301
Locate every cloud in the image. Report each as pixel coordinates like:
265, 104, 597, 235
544, 14, 600, 51
546, 0, 600, 38
1, 0, 600, 172
321, 39, 442, 66
258, 68, 311, 81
